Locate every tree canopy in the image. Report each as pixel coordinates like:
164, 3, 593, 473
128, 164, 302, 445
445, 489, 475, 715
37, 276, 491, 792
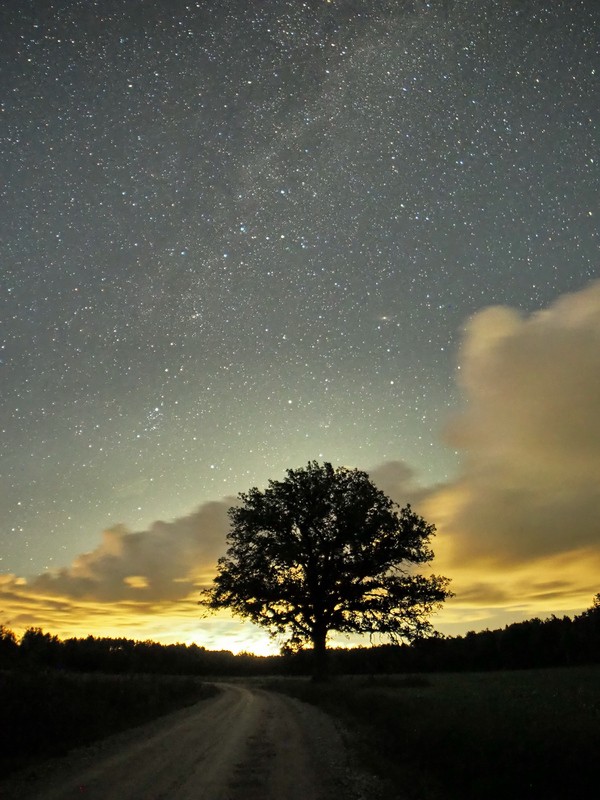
199, 461, 451, 678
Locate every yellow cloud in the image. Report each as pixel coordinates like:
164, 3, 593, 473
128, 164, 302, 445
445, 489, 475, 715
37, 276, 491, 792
422, 280, 600, 629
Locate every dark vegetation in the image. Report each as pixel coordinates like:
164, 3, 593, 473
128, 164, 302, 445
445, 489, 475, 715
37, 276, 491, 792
265, 667, 600, 800
200, 461, 451, 680
0, 669, 217, 776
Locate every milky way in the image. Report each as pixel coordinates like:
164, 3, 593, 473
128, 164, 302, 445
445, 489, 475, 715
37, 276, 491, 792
2, 0, 598, 578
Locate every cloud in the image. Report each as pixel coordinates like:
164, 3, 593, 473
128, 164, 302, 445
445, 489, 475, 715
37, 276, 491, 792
368, 461, 420, 502
34, 502, 231, 603
27, 500, 232, 603
422, 280, 600, 623
0, 500, 236, 639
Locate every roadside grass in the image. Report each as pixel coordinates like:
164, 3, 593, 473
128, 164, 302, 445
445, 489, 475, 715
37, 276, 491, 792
265, 666, 600, 800
0, 671, 218, 776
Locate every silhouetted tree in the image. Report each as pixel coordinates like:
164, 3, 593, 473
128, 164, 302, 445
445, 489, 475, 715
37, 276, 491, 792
199, 461, 451, 680
20, 627, 62, 669
573, 593, 600, 663
0, 624, 18, 667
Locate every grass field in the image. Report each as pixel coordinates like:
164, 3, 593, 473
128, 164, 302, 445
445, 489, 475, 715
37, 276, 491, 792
266, 666, 600, 800
0, 670, 217, 776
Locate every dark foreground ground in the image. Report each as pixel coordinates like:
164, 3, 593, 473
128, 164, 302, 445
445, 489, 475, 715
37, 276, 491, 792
2, 666, 599, 799
264, 666, 600, 800
0, 682, 365, 800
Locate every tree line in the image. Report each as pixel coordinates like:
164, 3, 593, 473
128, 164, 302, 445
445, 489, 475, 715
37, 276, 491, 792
2, 594, 599, 675
404, 594, 600, 673
0, 626, 280, 675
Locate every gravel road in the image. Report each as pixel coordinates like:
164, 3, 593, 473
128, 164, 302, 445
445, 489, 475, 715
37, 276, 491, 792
1, 683, 371, 800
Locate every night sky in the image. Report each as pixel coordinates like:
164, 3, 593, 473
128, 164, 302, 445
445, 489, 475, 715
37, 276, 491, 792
2, 1, 599, 649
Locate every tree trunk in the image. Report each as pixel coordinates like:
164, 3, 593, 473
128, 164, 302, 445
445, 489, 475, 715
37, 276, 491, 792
311, 624, 329, 682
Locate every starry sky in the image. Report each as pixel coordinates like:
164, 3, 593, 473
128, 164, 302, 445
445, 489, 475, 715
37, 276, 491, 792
1, 0, 599, 651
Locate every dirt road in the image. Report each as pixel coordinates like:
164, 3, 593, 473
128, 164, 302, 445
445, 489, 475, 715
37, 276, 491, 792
2, 683, 367, 800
